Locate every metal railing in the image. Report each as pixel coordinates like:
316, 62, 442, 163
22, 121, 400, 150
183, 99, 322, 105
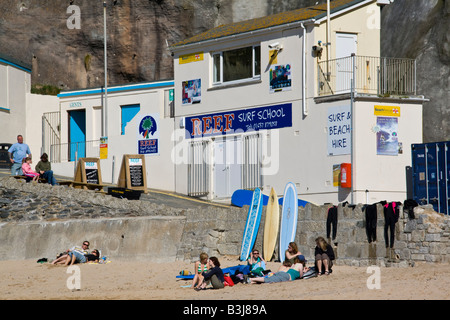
242, 134, 263, 191
318, 55, 416, 97
50, 140, 101, 163
42, 111, 60, 155
188, 140, 210, 197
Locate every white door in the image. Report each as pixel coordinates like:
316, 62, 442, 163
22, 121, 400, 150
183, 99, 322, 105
214, 136, 242, 198
336, 33, 357, 93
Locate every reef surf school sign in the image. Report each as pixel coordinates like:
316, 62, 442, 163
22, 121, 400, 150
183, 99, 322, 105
185, 103, 292, 139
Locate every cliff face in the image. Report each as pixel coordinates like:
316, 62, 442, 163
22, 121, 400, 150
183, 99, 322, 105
0, 0, 448, 142
381, 0, 450, 143
0, 0, 324, 90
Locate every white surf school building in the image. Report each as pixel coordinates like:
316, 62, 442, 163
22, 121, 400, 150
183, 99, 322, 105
169, 0, 426, 205
54, 81, 176, 191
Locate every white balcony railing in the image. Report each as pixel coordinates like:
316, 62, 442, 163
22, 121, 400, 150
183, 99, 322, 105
318, 55, 416, 97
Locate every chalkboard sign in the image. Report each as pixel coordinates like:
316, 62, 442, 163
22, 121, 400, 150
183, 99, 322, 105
85, 162, 99, 184
74, 158, 103, 190
117, 155, 147, 192
129, 158, 144, 187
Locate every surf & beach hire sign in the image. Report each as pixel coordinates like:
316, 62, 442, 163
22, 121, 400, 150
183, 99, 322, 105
327, 105, 352, 156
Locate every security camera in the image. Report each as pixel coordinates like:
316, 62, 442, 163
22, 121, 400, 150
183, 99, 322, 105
268, 42, 282, 50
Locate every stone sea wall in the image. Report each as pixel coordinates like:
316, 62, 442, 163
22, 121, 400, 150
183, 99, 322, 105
1, 177, 449, 265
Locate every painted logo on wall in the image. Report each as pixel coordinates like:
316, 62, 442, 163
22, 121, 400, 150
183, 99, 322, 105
139, 115, 158, 139
138, 114, 159, 155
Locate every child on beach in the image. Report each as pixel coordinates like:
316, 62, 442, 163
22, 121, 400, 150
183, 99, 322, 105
192, 252, 209, 289
22, 157, 39, 182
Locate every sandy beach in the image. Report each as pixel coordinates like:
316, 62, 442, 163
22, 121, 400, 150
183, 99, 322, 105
1, 256, 449, 301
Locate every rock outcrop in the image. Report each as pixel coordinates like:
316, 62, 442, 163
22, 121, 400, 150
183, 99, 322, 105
0, 0, 324, 90
381, 0, 450, 143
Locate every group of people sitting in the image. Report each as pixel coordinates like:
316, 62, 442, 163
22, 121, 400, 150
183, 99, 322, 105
191, 236, 335, 290
21, 153, 58, 186
51, 241, 101, 266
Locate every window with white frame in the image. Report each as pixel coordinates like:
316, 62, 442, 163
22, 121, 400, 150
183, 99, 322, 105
213, 45, 261, 84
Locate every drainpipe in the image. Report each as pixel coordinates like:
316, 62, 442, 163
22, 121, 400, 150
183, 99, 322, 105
301, 23, 308, 117
103, 1, 108, 138
351, 53, 356, 205
326, 0, 331, 79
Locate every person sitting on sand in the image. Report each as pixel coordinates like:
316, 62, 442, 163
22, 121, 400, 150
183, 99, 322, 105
195, 257, 224, 290
192, 252, 209, 289
250, 256, 308, 284
247, 249, 266, 276
314, 236, 335, 275
285, 242, 303, 264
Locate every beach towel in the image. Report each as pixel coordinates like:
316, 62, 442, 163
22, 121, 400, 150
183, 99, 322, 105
176, 264, 251, 280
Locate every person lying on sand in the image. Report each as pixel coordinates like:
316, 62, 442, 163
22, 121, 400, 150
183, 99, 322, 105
250, 257, 308, 284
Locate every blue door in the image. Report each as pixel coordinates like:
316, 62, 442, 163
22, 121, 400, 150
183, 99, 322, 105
121, 104, 140, 135
69, 110, 86, 161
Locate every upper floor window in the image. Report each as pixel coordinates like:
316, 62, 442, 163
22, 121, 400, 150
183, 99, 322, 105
213, 45, 261, 84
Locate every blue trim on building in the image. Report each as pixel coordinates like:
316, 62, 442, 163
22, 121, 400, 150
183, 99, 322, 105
58, 81, 175, 98
0, 58, 31, 73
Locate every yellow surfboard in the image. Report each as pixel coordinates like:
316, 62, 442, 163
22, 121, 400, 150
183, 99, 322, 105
263, 188, 280, 261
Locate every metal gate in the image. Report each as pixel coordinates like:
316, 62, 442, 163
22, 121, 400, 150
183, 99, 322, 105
411, 142, 450, 215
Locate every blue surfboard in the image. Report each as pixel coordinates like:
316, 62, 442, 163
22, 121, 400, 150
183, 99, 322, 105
239, 188, 263, 261
279, 182, 298, 263
232, 189, 307, 208
278, 197, 309, 208
231, 189, 268, 207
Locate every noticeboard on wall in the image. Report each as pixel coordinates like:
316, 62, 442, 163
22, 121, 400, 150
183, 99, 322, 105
74, 158, 102, 189
117, 154, 147, 192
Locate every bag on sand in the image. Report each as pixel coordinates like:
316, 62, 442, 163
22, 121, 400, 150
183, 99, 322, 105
301, 267, 318, 279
